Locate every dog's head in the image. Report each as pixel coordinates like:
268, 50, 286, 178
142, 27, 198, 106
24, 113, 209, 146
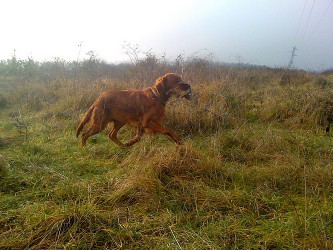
155, 73, 192, 100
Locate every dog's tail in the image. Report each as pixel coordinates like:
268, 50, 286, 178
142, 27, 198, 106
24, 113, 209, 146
76, 106, 94, 138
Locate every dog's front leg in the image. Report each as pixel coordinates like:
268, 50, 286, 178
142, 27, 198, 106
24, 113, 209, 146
108, 121, 126, 148
145, 122, 182, 144
125, 126, 144, 147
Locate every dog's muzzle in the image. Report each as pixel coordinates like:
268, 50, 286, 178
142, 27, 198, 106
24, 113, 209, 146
184, 88, 192, 100
181, 83, 192, 100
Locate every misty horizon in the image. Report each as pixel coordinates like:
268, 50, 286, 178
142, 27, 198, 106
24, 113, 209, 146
2, 0, 333, 71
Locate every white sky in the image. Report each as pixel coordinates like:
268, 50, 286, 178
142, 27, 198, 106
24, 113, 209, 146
1, 0, 333, 70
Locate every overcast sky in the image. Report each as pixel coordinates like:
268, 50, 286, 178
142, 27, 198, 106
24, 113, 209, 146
1, 0, 332, 70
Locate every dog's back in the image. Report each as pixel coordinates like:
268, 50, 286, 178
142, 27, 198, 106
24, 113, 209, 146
95, 88, 163, 124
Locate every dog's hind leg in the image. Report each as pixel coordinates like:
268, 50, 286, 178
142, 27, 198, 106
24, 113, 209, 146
81, 108, 109, 146
81, 120, 108, 146
124, 126, 144, 147
108, 121, 126, 147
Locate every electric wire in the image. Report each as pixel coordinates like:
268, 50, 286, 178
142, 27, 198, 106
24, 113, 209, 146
299, 0, 316, 48
293, 0, 308, 46
307, 0, 333, 41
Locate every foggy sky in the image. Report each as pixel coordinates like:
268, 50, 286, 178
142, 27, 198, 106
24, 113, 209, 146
1, 0, 332, 70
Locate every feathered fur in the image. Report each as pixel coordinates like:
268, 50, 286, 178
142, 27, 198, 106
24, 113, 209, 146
76, 73, 191, 147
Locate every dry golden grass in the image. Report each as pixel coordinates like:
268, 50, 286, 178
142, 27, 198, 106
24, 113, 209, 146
1, 57, 333, 249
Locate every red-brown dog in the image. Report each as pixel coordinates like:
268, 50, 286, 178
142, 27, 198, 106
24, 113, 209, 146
76, 73, 192, 147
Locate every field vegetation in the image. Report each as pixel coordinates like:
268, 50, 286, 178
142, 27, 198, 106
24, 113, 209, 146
1, 51, 333, 249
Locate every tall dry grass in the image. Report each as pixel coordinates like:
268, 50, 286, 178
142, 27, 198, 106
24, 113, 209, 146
1, 53, 333, 249
2, 54, 332, 133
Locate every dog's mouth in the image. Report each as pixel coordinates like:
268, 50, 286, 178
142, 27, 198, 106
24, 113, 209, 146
184, 88, 192, 100
179, 82, 192, 100
166, 82, 192, 100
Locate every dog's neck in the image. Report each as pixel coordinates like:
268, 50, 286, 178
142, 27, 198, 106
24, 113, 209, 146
150, 87, 168, 106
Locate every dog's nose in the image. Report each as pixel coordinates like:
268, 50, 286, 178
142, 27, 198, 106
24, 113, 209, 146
181, 82, 191, 89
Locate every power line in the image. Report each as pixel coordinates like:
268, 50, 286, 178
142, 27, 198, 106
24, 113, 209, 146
289, 0, 331, 68
293, 0, 308, 46
289, 1, 309, 67
307, 0, 333, 41
299, 0, 316, 48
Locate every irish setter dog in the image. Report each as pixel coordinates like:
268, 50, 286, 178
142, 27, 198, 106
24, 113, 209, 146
76, 73, 192, 147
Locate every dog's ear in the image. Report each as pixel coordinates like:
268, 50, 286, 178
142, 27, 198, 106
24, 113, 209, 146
155, 76, 168, 94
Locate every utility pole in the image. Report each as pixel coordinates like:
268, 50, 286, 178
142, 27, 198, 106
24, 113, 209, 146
288, 46, 297, 69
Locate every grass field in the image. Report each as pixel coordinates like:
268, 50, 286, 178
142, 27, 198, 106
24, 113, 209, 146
1, 56, 333, 249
